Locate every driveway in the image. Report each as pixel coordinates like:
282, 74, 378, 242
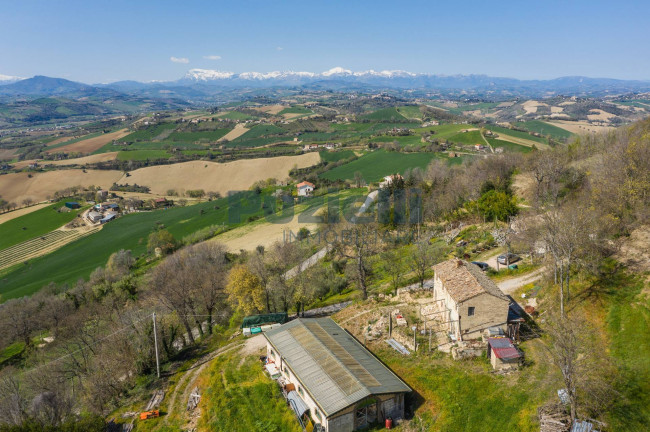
497, 267, 546, 295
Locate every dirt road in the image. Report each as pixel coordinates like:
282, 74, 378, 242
497, 267, 547, 295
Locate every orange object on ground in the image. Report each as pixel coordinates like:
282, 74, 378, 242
139, 410, 160, 420
385, 418, 393, 429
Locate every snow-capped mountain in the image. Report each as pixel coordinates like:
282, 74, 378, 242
182, 67, 419, 82
0, 73, 23, 83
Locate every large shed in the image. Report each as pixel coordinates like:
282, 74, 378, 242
264, 318, 411, 432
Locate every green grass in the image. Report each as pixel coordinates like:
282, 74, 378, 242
487, 138, 533, 153
116, 150, 173, 161
412, 123, 473, 139
514, 121, 574, 141
360, 107, 409, 122
447, 130, 485, 145
372, 135, 424, 147
198, 351, 302, 432
320, 149, 446, 182
121, 124, 177, 143
218, 111, 255, 121
0, 341, 25, 367
0, 201, 84, 250
0, 192, 276, 299
167, 129, 230, 142
396, 106, 423, 120
484, 125, 548, 145
319, 150, 355, 163
279, 106, 312, 115
235, 124, 286, 140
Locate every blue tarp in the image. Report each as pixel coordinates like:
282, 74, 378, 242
287, 390, 309, 417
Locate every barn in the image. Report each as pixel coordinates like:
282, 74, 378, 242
264, 318, 411, 432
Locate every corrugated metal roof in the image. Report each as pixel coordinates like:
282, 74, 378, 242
264, 318, 410, 417
488, 337, 522, 360
571, 420, 597, 432
287, 390, 309, 417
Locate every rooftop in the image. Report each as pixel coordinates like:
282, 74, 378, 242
433, 259, 509, 303
488, 337, 522, 360
264, 318, 410, 417
296, 181, 315, 188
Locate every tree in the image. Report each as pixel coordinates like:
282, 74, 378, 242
226, 264, 265, 315
477, 190, 518, 222
334, 222, 380, 299
381, 248, 406, 295
354, 171, 364, 188
189, 243, 229, 333
106, 249, 134, 279
409, 239, 444, 289
147, 229, 177, 256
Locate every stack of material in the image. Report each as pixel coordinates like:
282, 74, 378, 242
538, 404, 570, 432
187, 386, 201, 411
144, 390, 165, 411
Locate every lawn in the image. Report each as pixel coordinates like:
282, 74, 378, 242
320, 150, 445, 182
0, 201, 84, 250
514, 121, 574, 141
198, 351, 302, 432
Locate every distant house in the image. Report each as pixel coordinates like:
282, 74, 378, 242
64, 202, 80, 209
432, 259, 510, 341
264, 318, 411, 432
487, 337, 522, 370
100, 213, 117, 224
152, 198, 172, 208
379, 174, 403, 189
96, 190, 108, 200
297, 181, 315, 197
88, 211, 103, 223
474, 144, 485, 151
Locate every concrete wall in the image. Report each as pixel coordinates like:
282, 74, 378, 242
433, 275, 460, 338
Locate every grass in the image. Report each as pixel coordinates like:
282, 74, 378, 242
412, 123, 473, 139
167, 129, 230, 142
0, 341, 25, 367
218, 111, 255, 121
319, 150, 355, 163
235, 124, 286, 140
0, 191, 278, 299
447, 130, 485, 145
487, 138, 533, 153
484, 125, 548, 145
198, 351, 302, 432
375, 345, 549, 431
396, 106, 422, 120
0, 201, 84, 250
121, 124, 177, 143
514, 121, 574, 141
360, 108, 409, 122
117, 150, 173, 161
279, 106, 312, 115
319, 149, 446, 182
372, 135, 424, 147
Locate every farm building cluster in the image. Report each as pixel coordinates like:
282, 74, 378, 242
85, 202, 120, 225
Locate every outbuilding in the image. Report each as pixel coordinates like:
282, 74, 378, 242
264, 318, 411, 432
487, 337, 523, 370
87, 211, 103, 223
64, 202, 80, 209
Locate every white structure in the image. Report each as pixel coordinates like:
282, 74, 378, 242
379, 174, 403, 189
297, 181, 315, 197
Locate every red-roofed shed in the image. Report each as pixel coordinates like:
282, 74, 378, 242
487, 337, 522, 370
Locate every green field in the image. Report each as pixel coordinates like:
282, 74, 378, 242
320, 149, 446, 182
487, 138, 533, 153
396, 106, 423, 120
412, 123, 473, 139
279, 106, 312, 115
116, 150, 173, 161
447, 130, 485, 145
0, 201, 84, 250
167, 129, 230, 142
484, 125, 548, 145
319, 150, 355, 162
360, 107, 408, 122
218, 111, 255, 121
121, 124, 177, 143
372, 135, 424, 147
514, 121, 574, 141
236, 124, 286, 140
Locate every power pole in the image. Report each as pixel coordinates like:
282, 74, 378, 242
153, 312, 160, 379
428, 329, 432, 352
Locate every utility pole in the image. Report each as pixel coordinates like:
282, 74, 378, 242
428, 329, 432, 352
153, 312, 160, 379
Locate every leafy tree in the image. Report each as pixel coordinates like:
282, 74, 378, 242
226, 265, 265, 315
147, 229, 177, 255
477, 190, 518, 222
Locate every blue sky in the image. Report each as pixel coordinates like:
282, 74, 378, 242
1, 0, 648, 83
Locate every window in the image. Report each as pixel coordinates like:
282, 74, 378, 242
314, 408, 322, 420
298, 386, 304, 396
468, 306, 475, 316
270, 349, 275, 358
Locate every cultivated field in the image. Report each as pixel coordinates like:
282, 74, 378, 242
547, 120, 615, 134
0, 203, 49, 225
0, 169, 123, 204
119, 153, 320, 196
46, 128, 130, 154
46, 152, 119, 165
218, 123, 249, 141
0, 149, 17, 161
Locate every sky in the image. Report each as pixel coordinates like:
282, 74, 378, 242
0, 0, 649, 83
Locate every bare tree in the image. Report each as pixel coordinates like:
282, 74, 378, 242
334, 222, 380, 300
409, 238, 444, 289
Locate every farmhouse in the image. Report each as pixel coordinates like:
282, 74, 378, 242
264, 318, 410, 432
87, 211, 103, 223
297, 181, 315, 197
432, 259, 510, 341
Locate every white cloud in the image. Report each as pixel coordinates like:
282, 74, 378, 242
170, 56, 189, 64
203, 55, 222, 60
276, 46, 283, 51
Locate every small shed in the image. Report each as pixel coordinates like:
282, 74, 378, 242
88, 211, 103, 223
65, 202, 80, 209
487, 337, 522, 370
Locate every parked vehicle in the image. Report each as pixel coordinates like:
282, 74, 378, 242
471, 261, 489, 271
497, 253, 520, 265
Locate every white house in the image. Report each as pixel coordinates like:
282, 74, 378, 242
297, 181, 315, 197
379, 174, 403, 189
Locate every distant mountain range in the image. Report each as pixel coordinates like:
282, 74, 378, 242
2, 68, 650, 101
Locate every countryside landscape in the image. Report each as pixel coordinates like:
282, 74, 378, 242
1, 2, 649, 432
